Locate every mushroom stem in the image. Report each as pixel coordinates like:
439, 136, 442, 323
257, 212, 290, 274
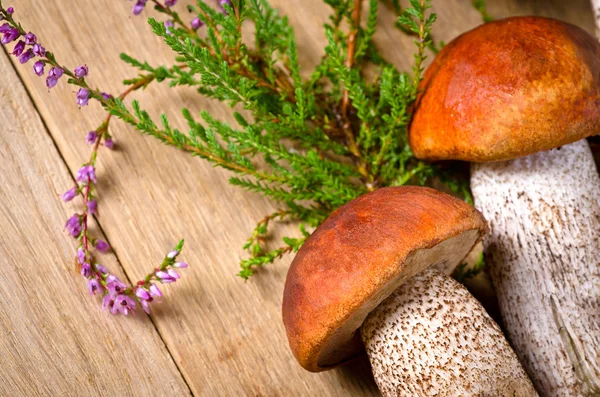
593, 0, 600, 39
471, 140, 600, 396
360, 267, 537, 397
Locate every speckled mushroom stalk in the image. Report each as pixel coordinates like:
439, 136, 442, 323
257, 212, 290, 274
409, 17, 600, 396
282, 187, 537, 396
361, 267, 536, 396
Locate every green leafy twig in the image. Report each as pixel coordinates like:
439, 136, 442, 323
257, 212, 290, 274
453, 252, 487, 282
471, 0, 494, 23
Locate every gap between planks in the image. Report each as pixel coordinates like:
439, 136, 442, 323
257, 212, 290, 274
0, 47, 193, 396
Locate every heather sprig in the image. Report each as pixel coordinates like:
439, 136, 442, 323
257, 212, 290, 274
0, 2, 188, 315
453, 251, 487, 282
2, 0, 476, 282
471, 0, 493, 23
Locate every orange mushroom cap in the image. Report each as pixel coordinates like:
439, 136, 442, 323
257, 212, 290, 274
409, 16, 600, 162
282, 187, 486, 372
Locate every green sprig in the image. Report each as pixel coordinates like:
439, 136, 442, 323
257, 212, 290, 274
99, 0, 471, 278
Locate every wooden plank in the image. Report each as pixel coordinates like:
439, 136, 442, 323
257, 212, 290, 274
0, 52, 191, 395
5, 0, 595, 395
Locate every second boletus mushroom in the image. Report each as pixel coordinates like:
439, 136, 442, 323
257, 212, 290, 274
283, 186, 537, 396
409, 17, 600, 396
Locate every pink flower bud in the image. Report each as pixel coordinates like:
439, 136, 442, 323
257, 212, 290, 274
95, 239, 110, 253
33, 60, 44, 76
61, 187, 77, 202
74, 65, 88, 78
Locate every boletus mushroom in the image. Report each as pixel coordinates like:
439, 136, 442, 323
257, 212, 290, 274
282, 187, 537, 396
409, 17, 600, 396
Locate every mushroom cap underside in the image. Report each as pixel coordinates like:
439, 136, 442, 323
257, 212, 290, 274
409, 16, 600, 162
282, 186, 487, 372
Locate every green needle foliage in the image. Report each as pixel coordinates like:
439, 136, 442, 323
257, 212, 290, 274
472, 0, 494, 23
110, 0, 472, 279
453, 251, 487, 282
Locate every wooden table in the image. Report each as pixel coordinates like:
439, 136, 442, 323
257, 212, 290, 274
0, 0, 594, 395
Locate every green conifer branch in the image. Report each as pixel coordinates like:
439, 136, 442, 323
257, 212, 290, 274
101, 0, 472, 278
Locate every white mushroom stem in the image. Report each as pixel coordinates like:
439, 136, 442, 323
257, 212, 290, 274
471, 140, 600, 396
360, 267, 537, 397
593, 0, 600, 39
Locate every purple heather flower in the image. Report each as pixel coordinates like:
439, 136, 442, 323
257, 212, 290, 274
168, 269, 180, 279
24, 32, 36, 45
164, 20, 174, 34
76, 164, 96, 184
6, 7, 14, 15
88, 278, 101, 295
95, 239, 110, 253
167, 250, 179, 259
33, 60, 44, 76
139, 298, 151, 314
74, 64, 88, 78
132, 0, 147, 15
113, 294, 136, 315
77, 248, 86, 264
136, 292, 152, 314
64, 214, 82, 238
104, 137, 114, 150
49, 67, 63, 78
46, 76, 58, 89
32, 43, 45, 56
12, 40, 24, 56
76, 88, 90, 107
173, 261, 188, 268
135, 287, 154, 314
136, 287, 151, 301
190, 17, 203, 30
95, 264, 109, 274
102, 294, 115, 312
106, 274, 127, 297
100, 92, 113, 100
136, 285, 161, 314
149, 284, 162, 298
85, 130, 98, 145
1, 28, 20, 44
87, 199, 97, 215
18, 48, 34, 64
0, 24, 10, 33
46, 67, 63, 89
219, 0, 232, 14
61, 186, 77, 202
165, 0, 177, 6
156, 270, 176, 283
81, 262, 92, 278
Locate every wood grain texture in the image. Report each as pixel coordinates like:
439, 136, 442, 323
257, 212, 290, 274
0, 51, 190, 396
3, 0, 596, 396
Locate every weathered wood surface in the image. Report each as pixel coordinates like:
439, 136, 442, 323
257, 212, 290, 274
0, 49, 190, 396
1, 0, 595, 395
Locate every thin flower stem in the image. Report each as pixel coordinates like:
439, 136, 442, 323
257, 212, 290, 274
247, 209, 292, 250
42, 51, 289, 190
234, 3, 242, 60
99, 63, 188, 134
341, 0, 362, 118
150, 0, 195, 35
339, 0, 371, 184
82, 176, 92, 251
413, 0, 429, 88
